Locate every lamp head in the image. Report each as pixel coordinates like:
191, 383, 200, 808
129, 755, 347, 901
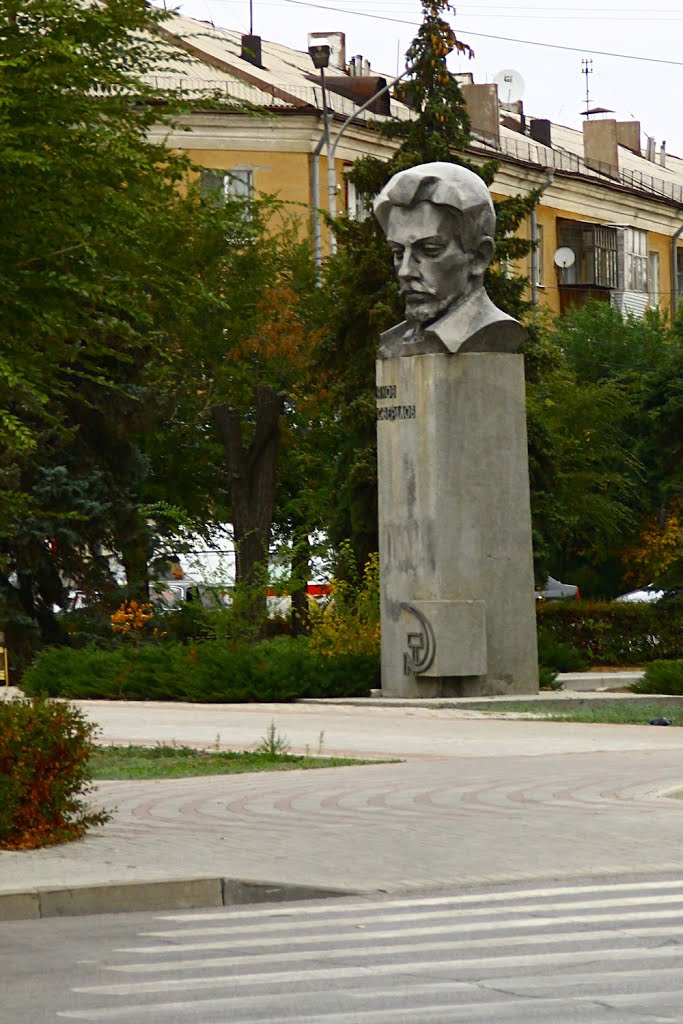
308, 43, 330, 69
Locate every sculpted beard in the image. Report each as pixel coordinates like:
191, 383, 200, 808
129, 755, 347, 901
402, 287, 454, 326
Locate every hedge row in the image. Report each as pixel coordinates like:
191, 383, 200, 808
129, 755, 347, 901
537, 601, 683, 666
0, 697, 109, 850
21, 637, 377, 702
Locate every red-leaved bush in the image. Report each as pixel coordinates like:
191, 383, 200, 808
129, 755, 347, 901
0, 697, 110, 850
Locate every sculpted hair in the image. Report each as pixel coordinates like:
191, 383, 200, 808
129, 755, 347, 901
374, 165, 496, 256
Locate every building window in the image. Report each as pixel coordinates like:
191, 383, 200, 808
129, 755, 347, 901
346, 175, 368, 221
593, 227, 618, 289
625, 228, 648, 293
557, 220, 617, 288
225, 169, 254, 201
648, 252, 660, 307
200, 168, 254, 204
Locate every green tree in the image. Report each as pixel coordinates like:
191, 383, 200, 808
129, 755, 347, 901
0, 0, 234, 650
529, 301, 683, 596
155, 200, 329, 622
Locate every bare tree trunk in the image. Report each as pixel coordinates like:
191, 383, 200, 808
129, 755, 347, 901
212, 386, 285, 620
117, 509, 151, 601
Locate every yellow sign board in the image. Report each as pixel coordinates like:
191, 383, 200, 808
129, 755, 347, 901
0, 633, 8, 685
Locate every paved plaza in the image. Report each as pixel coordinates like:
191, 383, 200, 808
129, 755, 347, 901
1, 691, 683, 919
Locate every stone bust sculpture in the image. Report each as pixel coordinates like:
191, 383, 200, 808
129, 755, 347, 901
374, 161, 526, 358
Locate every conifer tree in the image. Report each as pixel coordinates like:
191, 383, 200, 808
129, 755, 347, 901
318, 0, 538, 571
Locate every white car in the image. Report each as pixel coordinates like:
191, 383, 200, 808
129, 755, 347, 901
615, 586, 664, 603
537, 576, 580, 601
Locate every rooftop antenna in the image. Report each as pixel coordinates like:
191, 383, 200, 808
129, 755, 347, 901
249, 0, 253, 34
581, 58, 593, 118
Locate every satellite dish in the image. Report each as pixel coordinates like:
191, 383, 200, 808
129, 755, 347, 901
493, 69, 525, 104
553, 247, 576, 269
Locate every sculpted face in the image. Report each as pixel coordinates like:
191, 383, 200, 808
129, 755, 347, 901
385, 202, 480, 327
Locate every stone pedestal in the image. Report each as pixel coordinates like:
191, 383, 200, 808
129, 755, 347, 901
376, 352, 538, 697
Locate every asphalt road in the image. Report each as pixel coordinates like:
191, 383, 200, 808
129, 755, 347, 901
4, 875, 683, 1023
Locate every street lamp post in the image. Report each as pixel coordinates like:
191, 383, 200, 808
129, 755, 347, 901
308, 48, 414, 270
308, 40, 333, 271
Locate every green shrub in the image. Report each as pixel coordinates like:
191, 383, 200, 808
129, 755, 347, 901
308, 551, 380, 659
537, 627, 588, 672
539, 666, 561, 691
21, 645, 132, 700
632, 659, 683, 695
22, 637, 377, 702
537, 601, 683, 666
0, 697, 110, 850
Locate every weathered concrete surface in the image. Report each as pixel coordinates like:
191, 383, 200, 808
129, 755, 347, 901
376, 352, 538, 697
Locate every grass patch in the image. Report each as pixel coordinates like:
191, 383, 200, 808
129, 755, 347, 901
546, 705, 683, 726
476, 702, 683, 726
90, 744, 381, 780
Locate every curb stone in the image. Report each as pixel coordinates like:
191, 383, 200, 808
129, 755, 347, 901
0, 877, 363, 922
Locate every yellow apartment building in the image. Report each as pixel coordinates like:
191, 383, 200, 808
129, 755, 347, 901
149, 12, 683, 321
148, 13, 410, 259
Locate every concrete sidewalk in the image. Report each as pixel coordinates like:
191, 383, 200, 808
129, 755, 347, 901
2, 681, 683, 921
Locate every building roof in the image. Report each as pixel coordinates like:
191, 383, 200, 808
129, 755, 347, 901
148, 12, 412, 122
473, 114, 683, 205
149, 11, 683, 207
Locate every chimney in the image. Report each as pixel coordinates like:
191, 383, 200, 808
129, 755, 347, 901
461, 82, 500, 145
499, 98, 525, 134
583, 119, 619, 173
320, 75, 391, 115
240, 34, 262, 67
529, 119, 552, 148
308, 31, 345, 70
646, 136, 656, 161
616, 121, 641, 156
660, 140, 667, 168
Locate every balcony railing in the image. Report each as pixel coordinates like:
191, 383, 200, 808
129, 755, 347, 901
558, 284, 612, 314
472, 132, 683, 204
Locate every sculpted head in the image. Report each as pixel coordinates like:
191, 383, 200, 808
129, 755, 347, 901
374, 163, 496, 330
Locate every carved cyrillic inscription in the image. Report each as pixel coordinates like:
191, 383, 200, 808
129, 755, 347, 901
376, 383, 415, 422
377, 404, 416, 421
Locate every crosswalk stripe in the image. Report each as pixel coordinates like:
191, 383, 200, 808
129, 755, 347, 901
141, 893, 683, 940
108, 924, 683, 974
119, 907, 683, 955
76, 950, 683, 998
158, 878, 683, 922
56, 990, 683, 1022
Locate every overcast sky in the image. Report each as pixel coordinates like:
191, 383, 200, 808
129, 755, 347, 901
156, 0, 683, 159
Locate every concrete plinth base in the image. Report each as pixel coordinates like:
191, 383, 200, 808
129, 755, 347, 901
376, 352, 538, 697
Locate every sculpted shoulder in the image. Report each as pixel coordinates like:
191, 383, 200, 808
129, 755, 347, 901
379, 289, 527, 359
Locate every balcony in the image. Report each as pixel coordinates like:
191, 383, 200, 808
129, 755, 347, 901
558, 284, 612, 315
